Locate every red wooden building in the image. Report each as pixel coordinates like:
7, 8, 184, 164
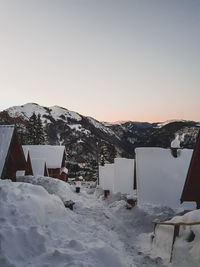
181, 130, 200, 208
0, 125, 27, 181
17, 149, 33, 177
25, 151, 33, 175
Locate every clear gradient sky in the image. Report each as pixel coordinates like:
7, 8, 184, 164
0, 0, 199, 122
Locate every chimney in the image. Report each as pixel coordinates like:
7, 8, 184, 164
170, 136, 181, 158
171, 147, 178, 158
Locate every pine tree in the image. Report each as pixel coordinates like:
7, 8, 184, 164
109, 145, 117, 163
26, 112, 45, 145
100, 154, 105, 166
35, 114, 45, 144
27, 112, 37, 144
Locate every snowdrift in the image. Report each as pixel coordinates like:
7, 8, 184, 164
0, 179, 123, 267
140, 209, 200, 267
17, 175, 77, 203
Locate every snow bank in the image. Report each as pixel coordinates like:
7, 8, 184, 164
151, 224, 175, 262
0, 179, 123, 267
135, 148, 195, 210
16, 175, 78, 203
147, 209, 200, 266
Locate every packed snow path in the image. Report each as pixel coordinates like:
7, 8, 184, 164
12, 177, 174, 266
73, 187, 168, 267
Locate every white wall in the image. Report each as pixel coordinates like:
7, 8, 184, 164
99, 159, 135, 195
113, 158, 134, 195
99, 164, 114, 192
99, 165, 106, 189
135, 148, 195, 210
103, 164, 115, 192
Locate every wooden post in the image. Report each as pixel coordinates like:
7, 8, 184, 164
152, 221, 200, 263
134, 159, 137, 190
170, 224, 180, 262
104, 190, 110, 198
196, 201, 200, 209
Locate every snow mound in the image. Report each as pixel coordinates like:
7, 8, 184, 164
140, 209, 200, 266
16, 175, 79, 203
0, 179, 123, 267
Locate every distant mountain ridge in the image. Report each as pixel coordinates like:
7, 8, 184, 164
0, 103, 199, 179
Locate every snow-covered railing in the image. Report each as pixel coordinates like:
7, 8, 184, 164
153, 221, 200, 227
152, 220, 200, 262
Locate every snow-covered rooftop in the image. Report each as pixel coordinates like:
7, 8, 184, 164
31, 158, 48, 176
99, 158, 135, 196
23, 145, 66, 169
0, 125, 15, 177
135, 147, 194, 210
22, 146, 29, 161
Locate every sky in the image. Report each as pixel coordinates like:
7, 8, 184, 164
0, 0, 199, 122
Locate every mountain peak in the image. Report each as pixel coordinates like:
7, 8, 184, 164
50, 105, 69, 111
4, 103, 82, 123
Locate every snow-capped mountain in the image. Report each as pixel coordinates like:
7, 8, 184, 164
0, 103, 199, 179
